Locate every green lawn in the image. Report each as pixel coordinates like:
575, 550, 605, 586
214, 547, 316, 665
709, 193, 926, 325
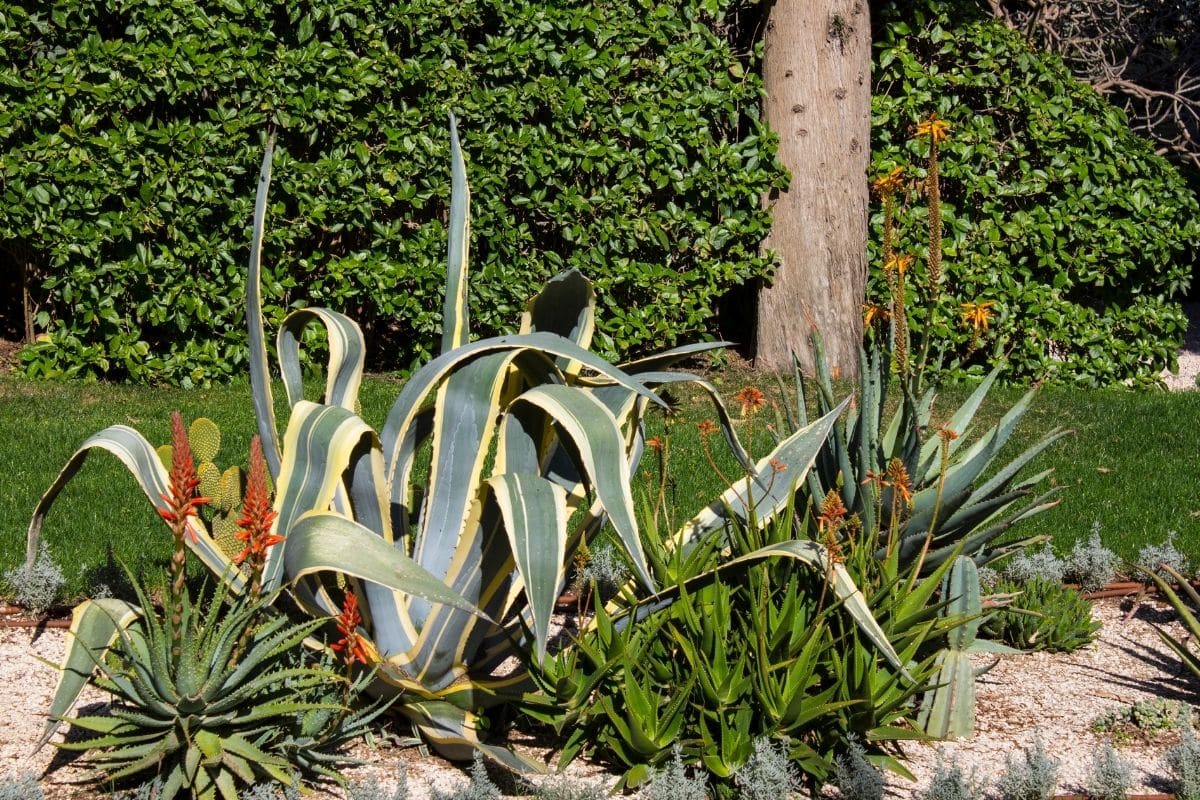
2, 371, 1198, 603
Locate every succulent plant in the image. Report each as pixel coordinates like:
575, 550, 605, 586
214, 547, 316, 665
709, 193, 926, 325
919, 555, 1019, 739
50, 576, 360, 799
788, 332, 1067, 578
26, 119, 902, 769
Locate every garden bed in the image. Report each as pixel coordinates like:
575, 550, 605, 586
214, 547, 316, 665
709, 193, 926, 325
2, 595, 1197, 799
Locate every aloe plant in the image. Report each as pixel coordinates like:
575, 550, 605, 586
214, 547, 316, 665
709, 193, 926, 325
785, 333, 1069, 575
27, 119, 904, 768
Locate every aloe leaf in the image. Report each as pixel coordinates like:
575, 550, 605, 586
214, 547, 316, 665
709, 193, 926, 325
26, 426, 238, 588
39, 598, 142, 749
246, 136, 282, 478
722, 540, 909, 678
917, 369, 1000, 474
277, 308, 366, 412
485, 473, 568, 662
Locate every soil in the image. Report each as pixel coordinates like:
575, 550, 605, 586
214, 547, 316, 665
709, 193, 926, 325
2, 594, 1198, 799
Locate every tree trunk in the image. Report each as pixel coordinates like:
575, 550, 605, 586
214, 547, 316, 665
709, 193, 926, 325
757, 0, 871, 378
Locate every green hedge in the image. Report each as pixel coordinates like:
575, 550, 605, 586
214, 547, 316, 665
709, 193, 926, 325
2, 0, 784, 385
871, 2, 1200, 386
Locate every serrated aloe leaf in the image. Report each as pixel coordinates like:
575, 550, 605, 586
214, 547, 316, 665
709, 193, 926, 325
720, 540, 909, 678
26, 426, 238, 591
39, 598, 141, 749
246, 135, 282, 478
277, 308, 366, 412
284, 511, 489, 622
917, 369, 1000, 474
486, 473, 568, 663
442, 113, 471, 355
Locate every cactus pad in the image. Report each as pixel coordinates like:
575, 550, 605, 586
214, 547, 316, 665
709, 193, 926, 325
188, 417, 221, 464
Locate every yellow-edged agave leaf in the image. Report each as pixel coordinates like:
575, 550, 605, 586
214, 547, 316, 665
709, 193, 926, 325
39, 598, 141, 748
25, 426, 238, 589
441, 113, 471, 355
410, 351, 517, 626
674, 398, 850, 550
404, 699, 544, 773
284, 512, 490, 623
519, 269, 596, 378
486, 473, 569, 662
380, 331, 665, 493
277, 308, 366, 412
504, 384, 653, 591
246, 135, 283, 479
265, 401, 380, 591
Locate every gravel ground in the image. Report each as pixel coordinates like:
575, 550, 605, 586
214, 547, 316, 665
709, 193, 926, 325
3, 595, 1199, 799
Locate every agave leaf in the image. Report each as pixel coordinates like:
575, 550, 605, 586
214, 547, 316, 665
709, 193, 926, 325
442, 112, 471, 355
675, 398, 850, 549
410, 351, 517, 625
519, 268, 596, 376
264, 401, 379, 592
486, 473, 568, 663
277, 308, 366, 412
246, 135, 282, 478
403, 699, 545, 772
283, 511, 491, 622
26, 426, 239, 590
38, 598, 142, 749
505, 383, 652, 589
381, 331, 664, 491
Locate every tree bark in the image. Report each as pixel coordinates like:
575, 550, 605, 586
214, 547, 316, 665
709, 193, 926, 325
757, 0, 871, 378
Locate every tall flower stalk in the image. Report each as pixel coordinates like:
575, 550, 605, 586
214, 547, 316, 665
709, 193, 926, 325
913, 112, 951, 385
229, 435, 282, 665
158, 411, 209, 659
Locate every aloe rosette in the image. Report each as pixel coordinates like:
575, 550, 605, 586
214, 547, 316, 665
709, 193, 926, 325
27, 118, 904, 767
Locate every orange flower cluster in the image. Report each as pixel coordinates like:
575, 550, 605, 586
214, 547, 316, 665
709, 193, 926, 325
159, 411, 209, 541
872, 166, 905, 196
817, 489, 848, 535
697, 419, 718, 439
234, 436, 283, 573
735, 386, 766, 418
331, 591, 372, 667
960, 300, 995, 332
914, 113, 950, 143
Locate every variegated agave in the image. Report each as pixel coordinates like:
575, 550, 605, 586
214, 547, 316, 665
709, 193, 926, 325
27, 119, 901, 768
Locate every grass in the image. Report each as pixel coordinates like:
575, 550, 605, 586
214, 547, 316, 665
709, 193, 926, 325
2, 369, 1199, 604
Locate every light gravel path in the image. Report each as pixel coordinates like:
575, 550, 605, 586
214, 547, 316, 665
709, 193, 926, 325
3, 596, 1197, 798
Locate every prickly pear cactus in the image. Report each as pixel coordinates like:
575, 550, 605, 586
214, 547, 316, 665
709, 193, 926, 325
157, 418, 246, 561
